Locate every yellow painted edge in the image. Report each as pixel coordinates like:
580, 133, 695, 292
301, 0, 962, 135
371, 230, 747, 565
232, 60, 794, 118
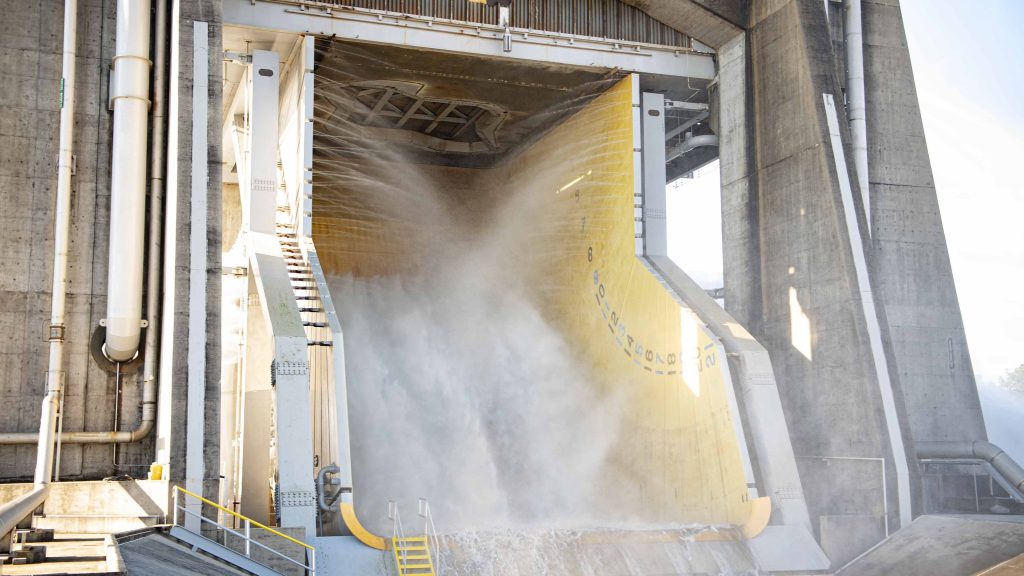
172, 486, 314, 550
341, 502, 387, 550
693, 527, 743, 542
740, 496, 772, 540
390, 536, 401, 569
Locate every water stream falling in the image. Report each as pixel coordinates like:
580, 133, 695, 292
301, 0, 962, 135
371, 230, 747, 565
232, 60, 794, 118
312, 40, 762, 575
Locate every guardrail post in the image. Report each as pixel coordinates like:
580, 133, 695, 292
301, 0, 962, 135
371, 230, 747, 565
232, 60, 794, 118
172, 488, 179, 526
244, 518, 251, 557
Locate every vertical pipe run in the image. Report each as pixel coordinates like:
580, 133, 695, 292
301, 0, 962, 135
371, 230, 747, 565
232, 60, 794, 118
2, 0, 80, 539
0, 0, 166, 450
141, 0, 169, 448
105, 0, 152, 362
844, 0, 871, 235
37, 0, 80, 487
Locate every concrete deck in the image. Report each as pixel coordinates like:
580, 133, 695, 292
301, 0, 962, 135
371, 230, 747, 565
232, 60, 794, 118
837, 515, 1024, 576
1, 533, 121, 575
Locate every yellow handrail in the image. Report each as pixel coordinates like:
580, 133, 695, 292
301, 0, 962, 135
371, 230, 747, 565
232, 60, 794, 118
173, 485, 314, 551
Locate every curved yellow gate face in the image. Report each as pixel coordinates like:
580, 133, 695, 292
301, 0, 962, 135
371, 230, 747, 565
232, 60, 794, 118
313, 75, 752, 529
497, 76, 752, 527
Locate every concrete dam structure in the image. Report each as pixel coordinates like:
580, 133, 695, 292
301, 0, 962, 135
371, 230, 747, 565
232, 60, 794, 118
0, 0, 1022, 574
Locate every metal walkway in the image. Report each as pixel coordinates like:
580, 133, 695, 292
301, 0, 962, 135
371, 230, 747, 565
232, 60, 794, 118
170, 486, 316, 576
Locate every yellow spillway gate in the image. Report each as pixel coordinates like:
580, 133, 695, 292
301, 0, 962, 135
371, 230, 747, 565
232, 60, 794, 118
313, 75, 754, 530
498, 76, 753, 526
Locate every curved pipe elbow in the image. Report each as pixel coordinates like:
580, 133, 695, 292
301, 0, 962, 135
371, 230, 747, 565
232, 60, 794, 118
918, 440, 1024, 492
666, 134, 719, 163
316, 465, 341, 511
0, 415, 154, 445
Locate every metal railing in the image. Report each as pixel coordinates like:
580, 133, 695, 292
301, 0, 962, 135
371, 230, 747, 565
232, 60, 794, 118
388, 499, 441, 575
387, 499, 408, 548
418, 498, 443, 573
920, 459, 1024, 515
172, 485, 316, 574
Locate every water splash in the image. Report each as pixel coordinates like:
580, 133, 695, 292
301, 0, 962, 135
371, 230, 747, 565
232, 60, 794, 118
434, 528, 762, 576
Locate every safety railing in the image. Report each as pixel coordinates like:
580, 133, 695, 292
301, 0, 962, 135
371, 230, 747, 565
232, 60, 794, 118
387, 499, 408, 548
388, 499, 442, 576
172, 485, 316, 574
920, 459, 1024, 515
418, 498, 443, 573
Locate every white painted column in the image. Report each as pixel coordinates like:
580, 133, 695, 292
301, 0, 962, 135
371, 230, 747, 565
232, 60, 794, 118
640, 91, 668, 257
184, 20, 210, 533
246, 50, 317, 535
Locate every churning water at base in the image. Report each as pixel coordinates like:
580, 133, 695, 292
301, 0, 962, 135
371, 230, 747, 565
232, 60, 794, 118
434, 528, 761, 576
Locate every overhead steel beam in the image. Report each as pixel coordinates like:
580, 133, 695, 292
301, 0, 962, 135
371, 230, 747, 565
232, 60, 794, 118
425, 102, 458, 135
223, 0, 716, 80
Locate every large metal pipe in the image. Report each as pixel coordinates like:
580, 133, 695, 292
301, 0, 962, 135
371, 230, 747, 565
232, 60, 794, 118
844, 0, 871, 234
666, 133, 719, 163
1, 0, 79, 540
140, 0, 168, 445
917, 441, 1024, 494
105, 0, 153, 362
0, 487, 49, 544
0, 0, 167, 448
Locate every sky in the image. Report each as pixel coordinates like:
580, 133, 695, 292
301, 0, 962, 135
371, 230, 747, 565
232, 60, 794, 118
667, 0, 1024, 384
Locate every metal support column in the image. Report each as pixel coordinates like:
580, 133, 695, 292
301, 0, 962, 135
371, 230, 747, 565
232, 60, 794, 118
245, 49, 317, 535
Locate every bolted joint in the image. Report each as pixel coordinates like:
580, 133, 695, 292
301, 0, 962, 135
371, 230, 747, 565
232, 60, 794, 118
47, 323, 66, 343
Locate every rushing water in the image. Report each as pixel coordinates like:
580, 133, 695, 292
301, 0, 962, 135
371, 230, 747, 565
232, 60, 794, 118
314, 40, 762, 575
433, 528, 761, 576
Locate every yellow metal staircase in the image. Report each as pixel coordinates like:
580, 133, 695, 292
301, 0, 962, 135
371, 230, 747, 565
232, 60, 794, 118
392, 535, 436, 576
388, 499, 441, 576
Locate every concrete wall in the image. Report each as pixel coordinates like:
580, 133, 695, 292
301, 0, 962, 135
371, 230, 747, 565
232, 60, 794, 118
0, 0, 224, 514
861, 0, 986, 444
719, 0, 919, 567
0, 0, 153, 480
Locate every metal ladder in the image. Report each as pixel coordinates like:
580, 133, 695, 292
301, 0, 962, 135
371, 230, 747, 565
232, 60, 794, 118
275, 220, 332, 350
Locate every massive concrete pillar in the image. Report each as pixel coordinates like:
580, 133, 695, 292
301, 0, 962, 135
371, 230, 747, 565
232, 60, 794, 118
718, 0, 919, 567
861, 0, 986, 444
